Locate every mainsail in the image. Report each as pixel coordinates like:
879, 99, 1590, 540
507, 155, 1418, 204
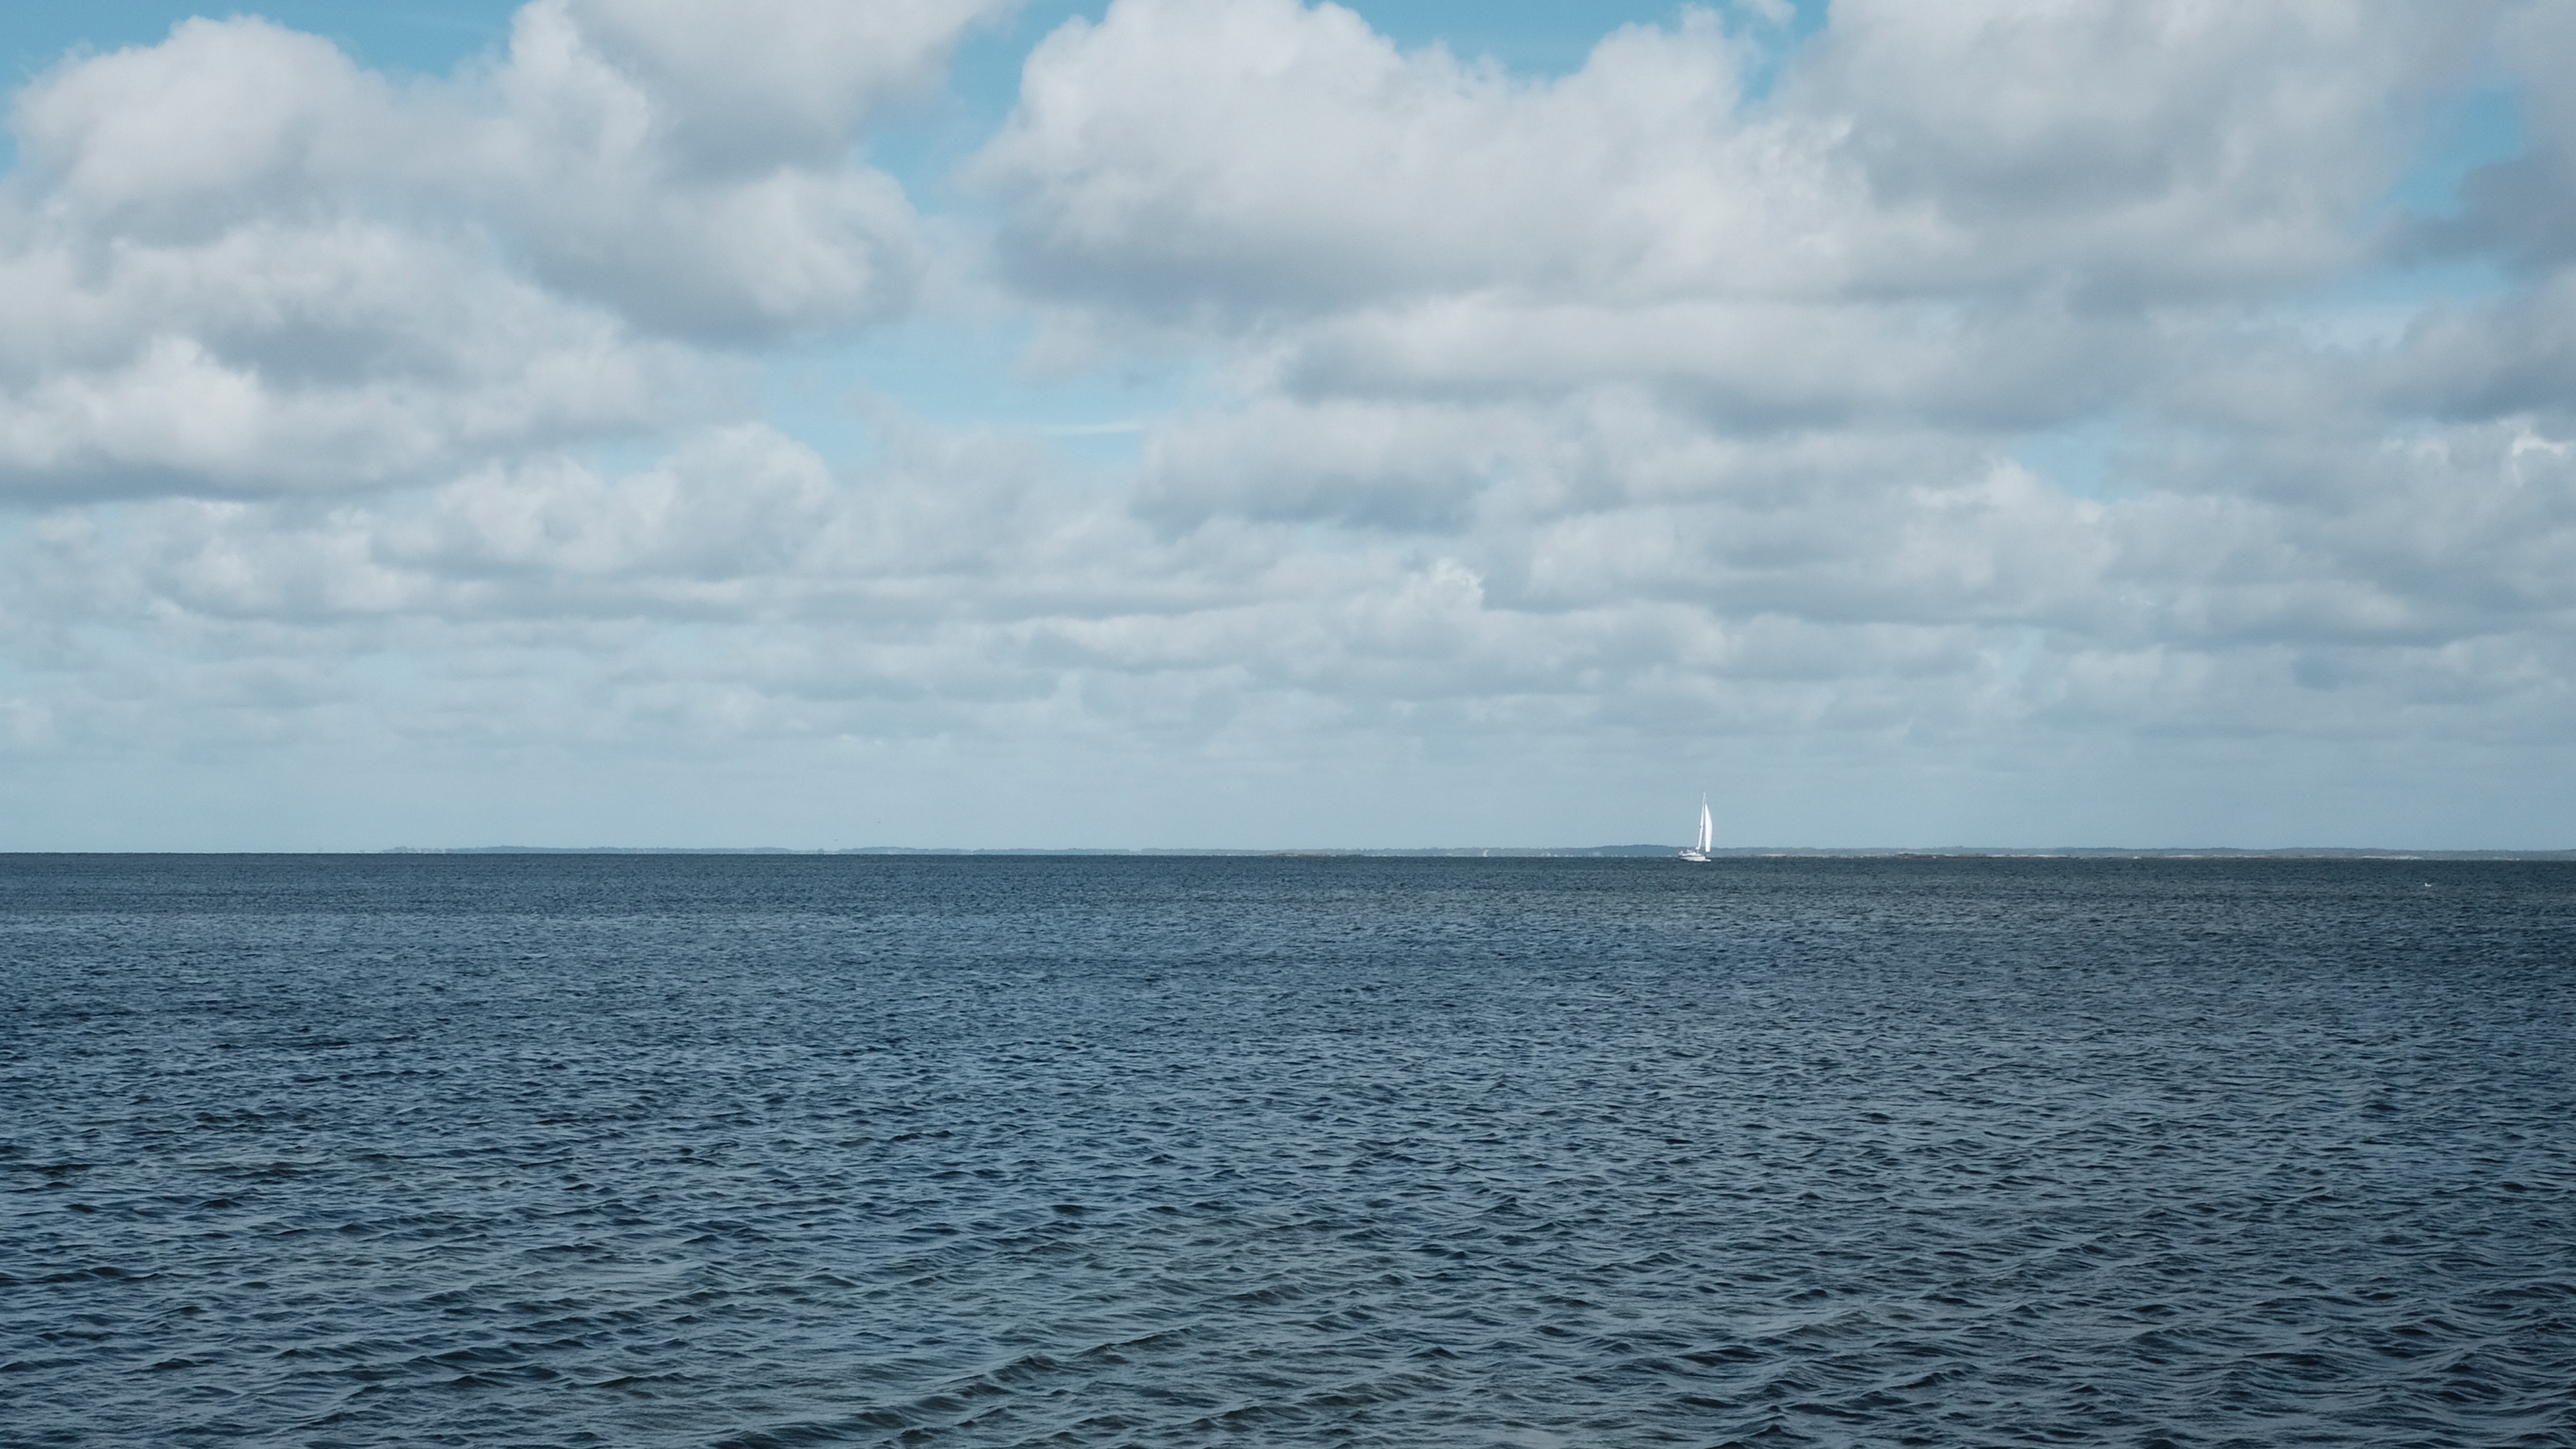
1696, 798, 1714, 855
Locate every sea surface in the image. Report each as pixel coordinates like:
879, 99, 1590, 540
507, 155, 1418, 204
5, 854, 2573, 1448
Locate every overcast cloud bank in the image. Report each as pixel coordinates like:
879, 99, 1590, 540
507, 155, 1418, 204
3, 0, 2572, 850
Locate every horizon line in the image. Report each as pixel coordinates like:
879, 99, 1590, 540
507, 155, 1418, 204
9, 845, 2572, 859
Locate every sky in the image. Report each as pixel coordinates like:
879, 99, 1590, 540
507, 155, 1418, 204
0, 0, 2570, 852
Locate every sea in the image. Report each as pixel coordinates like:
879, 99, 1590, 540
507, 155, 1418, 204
5, 853, 2572, 1448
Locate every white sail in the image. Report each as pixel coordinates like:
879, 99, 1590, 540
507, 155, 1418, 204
1697, 800, 1714, 855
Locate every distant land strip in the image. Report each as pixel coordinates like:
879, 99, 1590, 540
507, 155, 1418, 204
373, 846, 2576, 860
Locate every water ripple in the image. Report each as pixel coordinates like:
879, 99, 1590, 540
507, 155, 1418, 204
4, 855, 2572, 1446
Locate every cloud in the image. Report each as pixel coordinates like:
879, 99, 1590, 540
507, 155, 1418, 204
959, 0, 2576, 792
455, 0, 1002, 339
1786, 0, 2484, 298
970, 0, 2516, 572
2422, 1, 2576, 274
983, 0, 2481, 320
2391, 3, 2576, 429
0, 217, 685, 500
550, 0, 1002, 172
4, 0, 2573, 848
0, 0, 1003, 504
980, 1, 1795, 319
13, 403, 2569, 751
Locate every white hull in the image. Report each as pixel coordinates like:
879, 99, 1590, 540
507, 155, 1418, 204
1679, 850, 1709, 863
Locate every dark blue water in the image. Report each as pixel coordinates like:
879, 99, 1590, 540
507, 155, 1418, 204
5, 855, 2573, 1448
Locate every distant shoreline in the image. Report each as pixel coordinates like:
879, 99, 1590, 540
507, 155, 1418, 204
9, 846, 2570, 860
351, 845, 2576, 859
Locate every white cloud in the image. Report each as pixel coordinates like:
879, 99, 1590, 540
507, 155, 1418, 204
12, 404, 2568, 749
3, 0, 2573, 849
0, 0, 1002, 503
455, 0, 1004, 339
1786, 0, 2481, 295
550, 0, 1003, 171
965, 0, 2528, 622
0, 218, 683, 499
983, 0, 2481, 318
963, 0, 2574, 835
981, 0, 1813, 317
8, 18, 390, 241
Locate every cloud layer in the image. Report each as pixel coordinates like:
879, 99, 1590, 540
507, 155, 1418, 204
0, 0, 1007, 502
3, 0, 2573, 849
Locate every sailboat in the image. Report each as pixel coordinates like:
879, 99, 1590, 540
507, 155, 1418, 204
1680, 795, 1713, 862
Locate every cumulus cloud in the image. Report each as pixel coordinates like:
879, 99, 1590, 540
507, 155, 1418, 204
960, 0, 2576, 824
453, 0, 1005, 338
970, 0, 2527, 627
0, 0, 1002, 503
2394, 2, 2576, 431
2426, 0, 2576, 274
1786, 0, 2481, 297
14, 407, 2569, 753
0, 217, 684, 500
983, 0, 2478, 316
4, 0, 2573, 848
981, 1, 1799, 317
